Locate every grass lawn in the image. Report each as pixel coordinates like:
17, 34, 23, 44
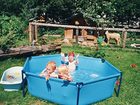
0, 45, 140, 105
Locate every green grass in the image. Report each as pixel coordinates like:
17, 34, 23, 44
0, 45, 140, 105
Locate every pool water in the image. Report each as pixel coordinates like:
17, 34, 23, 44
72, 70, 100, 82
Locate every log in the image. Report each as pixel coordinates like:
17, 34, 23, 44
0, 44, 61, 58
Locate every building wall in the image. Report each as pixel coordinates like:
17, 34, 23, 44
64, 28, 73, 39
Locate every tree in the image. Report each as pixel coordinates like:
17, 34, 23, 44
0, 0, 22, 16
113, 0, 140, 26
0, 0, 139, 27
74, 0, 116, 27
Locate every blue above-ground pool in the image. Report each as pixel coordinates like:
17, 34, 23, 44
22, 54, 122, 105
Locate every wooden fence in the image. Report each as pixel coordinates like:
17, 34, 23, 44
29, 22, 140, 48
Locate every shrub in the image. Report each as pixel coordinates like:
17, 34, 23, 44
0, 15, 28, 52
38, 27, 64, 36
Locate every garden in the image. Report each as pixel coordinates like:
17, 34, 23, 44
0, 45, 140, 105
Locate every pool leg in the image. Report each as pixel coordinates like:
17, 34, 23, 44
115, 72, 122, 97
22, 71, 28, 97
76, 82, 83, 105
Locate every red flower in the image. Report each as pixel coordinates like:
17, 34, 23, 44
130, 64, 137, 68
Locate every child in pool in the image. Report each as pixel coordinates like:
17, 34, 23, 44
67, 52, 79, 72
40, 61, 58, 80
61, 52, 79, 72
58, 65, 72, 81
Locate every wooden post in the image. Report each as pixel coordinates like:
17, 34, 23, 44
34, 25, 38, 41
29, 23, 38, 43
29, 23, 32, 42
76, 28, 79, 43
32, 25, 35, 41
122, 28, 127, 48
75, 21, 79, 43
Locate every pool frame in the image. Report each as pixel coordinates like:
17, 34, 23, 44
22, 54, 122, 105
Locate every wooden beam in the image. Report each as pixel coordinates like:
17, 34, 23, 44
30, 22, 140, 32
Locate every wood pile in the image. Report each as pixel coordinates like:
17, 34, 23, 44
0, 44, 61, 58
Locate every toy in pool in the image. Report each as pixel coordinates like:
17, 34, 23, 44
22, 54, 122, 105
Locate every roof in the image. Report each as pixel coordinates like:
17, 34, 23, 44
65, 13, 97, 27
